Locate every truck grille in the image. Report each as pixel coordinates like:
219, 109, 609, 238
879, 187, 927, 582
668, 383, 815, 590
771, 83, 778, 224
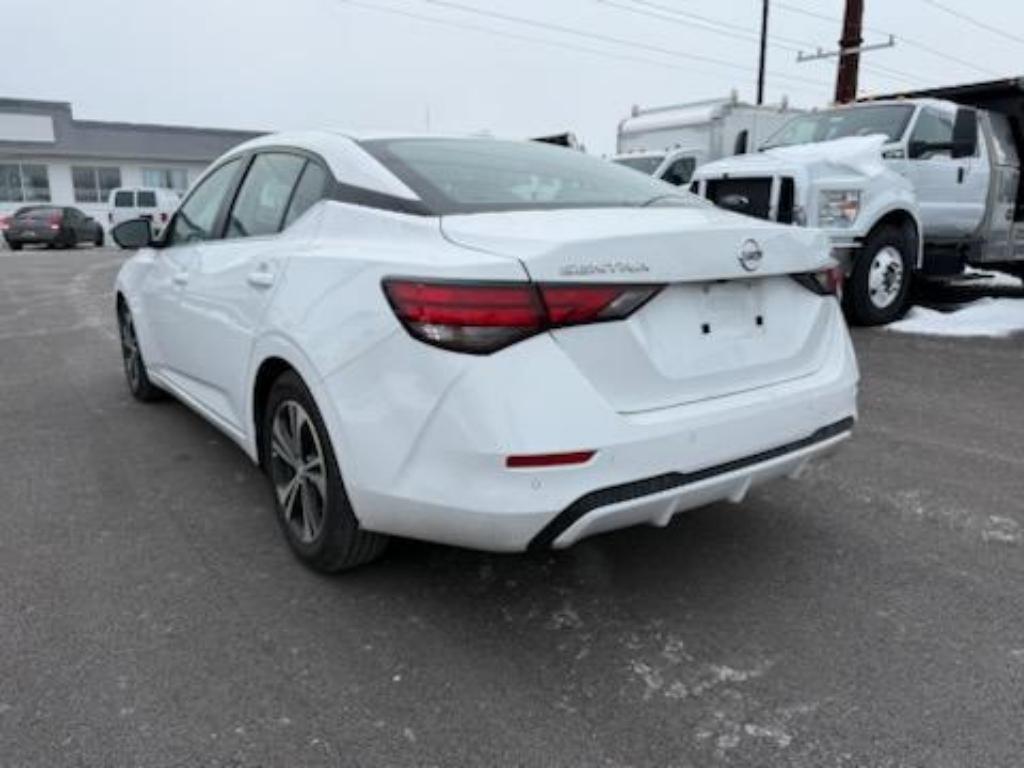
703, 176, 796, 224
705, 178, 772, 220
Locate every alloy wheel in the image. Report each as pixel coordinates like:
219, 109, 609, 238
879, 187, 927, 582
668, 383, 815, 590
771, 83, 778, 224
270, 400, 328, 544
119, 308, 141, 392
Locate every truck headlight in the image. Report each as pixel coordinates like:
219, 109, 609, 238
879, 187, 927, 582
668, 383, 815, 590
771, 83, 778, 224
818, 190, 861, 227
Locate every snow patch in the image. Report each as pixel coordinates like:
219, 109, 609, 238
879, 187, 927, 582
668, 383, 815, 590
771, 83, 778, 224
887, 298, 1024, 338
961, 267, 1023, 290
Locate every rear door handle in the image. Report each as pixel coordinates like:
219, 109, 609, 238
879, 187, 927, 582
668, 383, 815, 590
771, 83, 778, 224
172, 270, 189, 286
247, 268, 275, 289
957, 167, 966, 183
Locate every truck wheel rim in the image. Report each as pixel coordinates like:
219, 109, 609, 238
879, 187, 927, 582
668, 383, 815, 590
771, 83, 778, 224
868, 247, 904, 310
270, 400, 327, 544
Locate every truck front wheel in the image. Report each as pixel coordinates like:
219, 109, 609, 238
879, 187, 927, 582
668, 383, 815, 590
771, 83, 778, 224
844, 225, 913, 326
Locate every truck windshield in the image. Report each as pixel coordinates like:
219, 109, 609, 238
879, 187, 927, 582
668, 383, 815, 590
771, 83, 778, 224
612, 155, 665, 175
762, 105, 915, 149
360, 138, 706, 214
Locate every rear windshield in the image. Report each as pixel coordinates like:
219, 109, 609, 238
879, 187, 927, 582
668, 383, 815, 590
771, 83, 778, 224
613, 155, 665, 175
114, 191, 134, 207
762, 104, 915, 149
137, 191, 157, 208
16, 206, 58, 218
360, 138, 706, 215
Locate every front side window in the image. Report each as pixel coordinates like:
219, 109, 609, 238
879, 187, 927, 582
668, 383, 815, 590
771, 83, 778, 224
909, 108, 954, 158
661, 157, 696, 186
226, 153, 305, 238
73, 166, 122, 203
361, 139, 705, 215
114, 190, 134, 207
166, 159, 241, 246
0, 163, 51, 202
137, 191, 157, 208
762, 105, 915, 149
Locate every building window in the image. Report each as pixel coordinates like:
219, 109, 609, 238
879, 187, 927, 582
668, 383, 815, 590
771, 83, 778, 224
0, 163, 50, 202
142, 167, 189, 193
72, 165, 123, 203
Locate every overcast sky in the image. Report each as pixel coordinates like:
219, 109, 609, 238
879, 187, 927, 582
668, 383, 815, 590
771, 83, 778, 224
2, 0, 1024, 154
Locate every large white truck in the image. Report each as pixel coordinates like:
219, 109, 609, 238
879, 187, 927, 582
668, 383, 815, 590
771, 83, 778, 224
612, 93, 801, 187
691, 78, 1024, 325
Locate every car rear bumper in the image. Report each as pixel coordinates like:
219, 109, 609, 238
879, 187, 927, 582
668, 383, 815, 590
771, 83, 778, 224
322, 300, 859, 552
5, 230, 60, 244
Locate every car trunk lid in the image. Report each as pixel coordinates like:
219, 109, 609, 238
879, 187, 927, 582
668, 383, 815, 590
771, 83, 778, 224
440, 207, 838, 413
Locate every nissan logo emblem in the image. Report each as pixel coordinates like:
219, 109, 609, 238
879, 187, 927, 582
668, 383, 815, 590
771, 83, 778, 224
739, 239, 763, 272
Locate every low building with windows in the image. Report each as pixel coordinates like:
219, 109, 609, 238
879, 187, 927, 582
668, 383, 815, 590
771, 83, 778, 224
0, 97, 260, 231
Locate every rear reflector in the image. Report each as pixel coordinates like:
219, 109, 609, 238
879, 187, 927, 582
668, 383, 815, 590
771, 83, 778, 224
383, 279, 662, 354
506, 450, 595, 469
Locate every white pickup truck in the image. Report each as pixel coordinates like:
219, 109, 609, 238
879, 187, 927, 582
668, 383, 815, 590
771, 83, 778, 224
691, 78, 1024, 324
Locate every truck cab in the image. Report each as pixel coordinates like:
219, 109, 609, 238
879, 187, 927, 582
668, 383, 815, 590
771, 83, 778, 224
612, 147, 706, 187
612, 93, 800, 188
692, 78, 1024, 325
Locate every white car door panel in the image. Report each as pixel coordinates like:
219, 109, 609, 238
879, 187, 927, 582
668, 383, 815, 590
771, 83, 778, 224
138, 245, 196, 374
169, 151, 309, 430
173, 238, 283, 430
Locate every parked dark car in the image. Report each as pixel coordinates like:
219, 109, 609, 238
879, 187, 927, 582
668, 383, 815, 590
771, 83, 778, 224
3, 206, 104, 250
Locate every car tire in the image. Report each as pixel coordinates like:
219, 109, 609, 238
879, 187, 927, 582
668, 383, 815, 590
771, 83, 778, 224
8, 241, 21, 251
262, 371, 389, 572
844, 224, 913, 326
117, 302, 163, 402
94, 229, 105, 247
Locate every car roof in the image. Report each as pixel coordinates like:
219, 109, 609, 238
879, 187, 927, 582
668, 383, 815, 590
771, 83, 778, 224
221, 129, 492, 202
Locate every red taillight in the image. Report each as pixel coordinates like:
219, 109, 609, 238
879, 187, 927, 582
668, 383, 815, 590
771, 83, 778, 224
506, 450, 595, 469
383, 279, 662, 354
48, 213, 61, 231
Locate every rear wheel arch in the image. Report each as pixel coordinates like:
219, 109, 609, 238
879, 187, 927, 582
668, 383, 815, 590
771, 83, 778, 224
253, 356, 298, 468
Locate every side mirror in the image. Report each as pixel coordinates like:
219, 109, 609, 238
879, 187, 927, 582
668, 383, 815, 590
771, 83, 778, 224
112, 218, 154, 249
908, 139, 930, 159
952, 107, 978, 159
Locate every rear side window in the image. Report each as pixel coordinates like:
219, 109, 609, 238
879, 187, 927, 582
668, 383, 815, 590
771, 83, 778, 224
166, 159, 241, 246
114, 191, 134, 207
283, 162, 329, 227
137, 191, 157, 208
227, 153, 305, 238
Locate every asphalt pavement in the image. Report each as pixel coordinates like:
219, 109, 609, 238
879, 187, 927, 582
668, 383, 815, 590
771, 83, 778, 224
1, 247, 1023, 767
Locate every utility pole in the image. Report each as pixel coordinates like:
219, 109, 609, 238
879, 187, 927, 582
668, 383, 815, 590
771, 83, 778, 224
756, 0, 769, 105
834, 0, 864, 103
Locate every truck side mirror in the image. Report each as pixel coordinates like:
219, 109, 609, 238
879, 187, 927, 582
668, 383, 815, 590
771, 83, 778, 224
952, 107, 978, 159
733, 130, 749, 155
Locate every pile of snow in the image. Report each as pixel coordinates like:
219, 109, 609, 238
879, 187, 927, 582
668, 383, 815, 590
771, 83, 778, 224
888, 298, 1024, 338
960, 267, 1023, 290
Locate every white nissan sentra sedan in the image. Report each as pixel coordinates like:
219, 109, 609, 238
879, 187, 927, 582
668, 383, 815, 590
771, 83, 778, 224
112, 131, 858, 572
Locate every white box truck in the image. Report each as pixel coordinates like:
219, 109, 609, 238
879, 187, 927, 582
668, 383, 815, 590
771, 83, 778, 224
692, 78, 1024, 325
612, 92, 802, 187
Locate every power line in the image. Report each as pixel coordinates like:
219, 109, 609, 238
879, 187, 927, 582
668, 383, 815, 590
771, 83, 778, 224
604, 0, 926, 88
773, 0, 1001, 77
619, 0, 811, 50
418, 0, 831, 88
598, 0, 799, 52
336, 0, 830, 97
919, 0, 1024, 48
